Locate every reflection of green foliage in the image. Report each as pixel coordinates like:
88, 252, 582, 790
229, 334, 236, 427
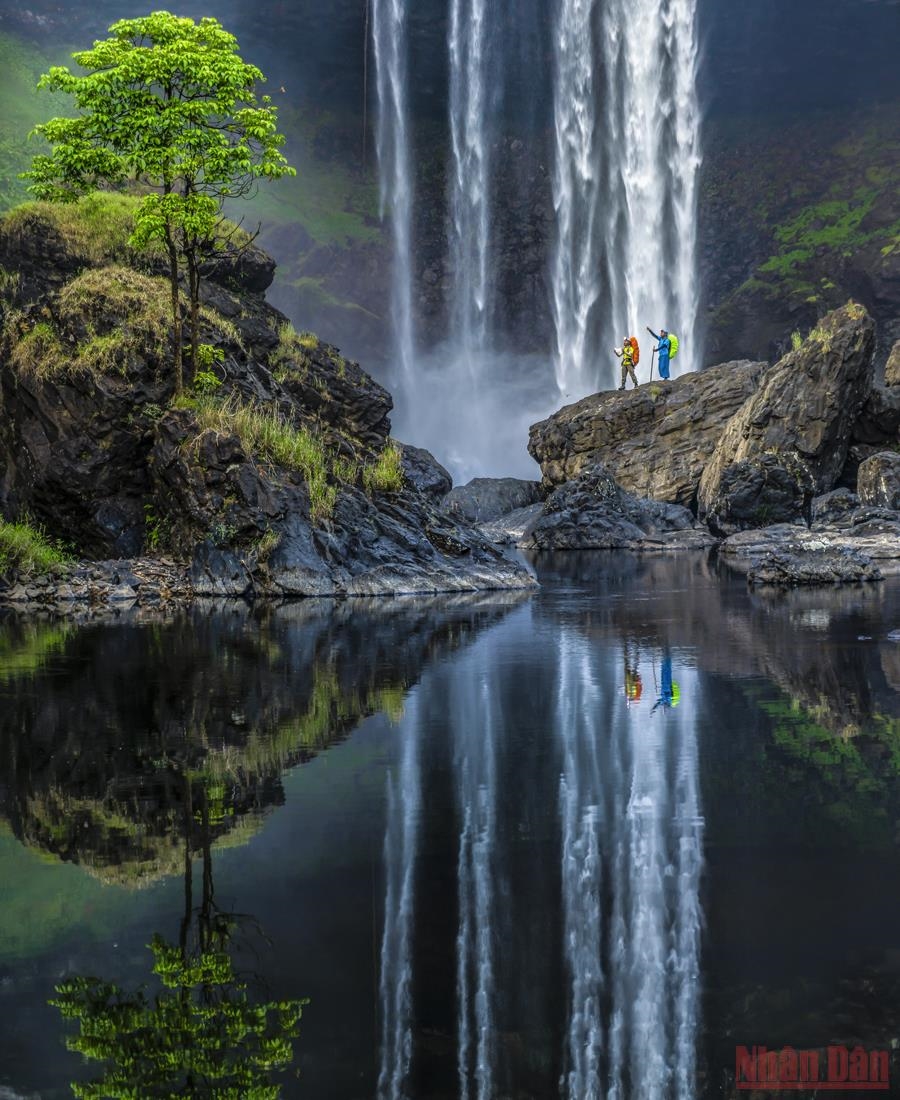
52, 936, 305, 1099
747, 685, 900, 847
0, 621, 72, 681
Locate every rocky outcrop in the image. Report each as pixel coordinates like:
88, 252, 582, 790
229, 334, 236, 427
528, 360, 767, 507
698, 303, 876, 533
857, 451, 900, 510
400, 444, 453, 502
851, 383, 900, 445
521, 463, 717, 552
0, 206, 535, 600
442, 477, 543, 524
747, 547, 882, 587
721, 514, 900, 578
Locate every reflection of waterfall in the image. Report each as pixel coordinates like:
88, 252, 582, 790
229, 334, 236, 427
557, 640, 704, 1099
372, 0, 415, 380
552, 0, 701, 395
377, 694, 422, 1100
558, 638, 605, 1099
455, 674, 498, 1100
448, 0, 492, 360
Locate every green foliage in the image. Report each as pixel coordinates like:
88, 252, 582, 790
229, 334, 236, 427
51, 936, 306, 1098
184, 394, 337, 521
0, 517, 69, 576
25, 12, 295, 393
331, 454, 359, 485
790, 329, 803, 351
363, 440, 404, 495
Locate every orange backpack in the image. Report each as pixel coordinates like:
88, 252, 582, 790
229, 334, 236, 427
626, 336, 640, 365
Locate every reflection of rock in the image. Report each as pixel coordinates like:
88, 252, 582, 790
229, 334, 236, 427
0, 593, 524, 884
699, 304, 876, 533
857, 452, 900, 510
528, 359, 767, 506
521, 463, 716, 551
442, 477, 542, 523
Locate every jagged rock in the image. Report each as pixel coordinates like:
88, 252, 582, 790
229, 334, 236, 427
698, 303, 876, 533
521, 462, 716, 551
0, 205, 535, 601
400, 444, 453, 501
886, 339, 900, 387
857, 452, 900, 510
441, 477, 543, 523
811, 487, 859, 526
747, 548, 882, 587
852, 383, 900, 445
840, 442, 888, 490
202, 242, 276, 295
528, 360, 767, 507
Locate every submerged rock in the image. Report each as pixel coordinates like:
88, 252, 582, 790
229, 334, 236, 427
441, 476, 543, 524
528, 359, 767, 507
699, 303, 876, 533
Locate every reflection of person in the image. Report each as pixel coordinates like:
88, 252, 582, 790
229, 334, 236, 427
624, 643, 643, 705
653, 653, 681, 712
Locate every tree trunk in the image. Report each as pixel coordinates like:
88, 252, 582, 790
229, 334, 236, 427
166, 235, 183, 397
189, 257, 200, 385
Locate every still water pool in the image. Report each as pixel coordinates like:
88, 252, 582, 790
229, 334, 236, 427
1, 553, 899, 1098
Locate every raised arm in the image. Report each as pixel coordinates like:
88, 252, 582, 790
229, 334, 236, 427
646, 326, 660, 341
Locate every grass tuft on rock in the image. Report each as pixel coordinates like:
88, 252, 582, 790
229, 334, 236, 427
1, 192, 153, 264
0, 519, 69, 576
363, 440, 404, 494
6, 265, 172, 380
180, 393, 337, 521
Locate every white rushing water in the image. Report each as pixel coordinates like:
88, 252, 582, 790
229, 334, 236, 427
553, 0, 701, 396
454, 673, 498, 1100
377, 693, 422, 1100
448, 0, 493, 361
372, 0, 416, 381
551, 0, 603, 397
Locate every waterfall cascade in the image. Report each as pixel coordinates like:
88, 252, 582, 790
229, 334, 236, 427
371, 0, 700, 469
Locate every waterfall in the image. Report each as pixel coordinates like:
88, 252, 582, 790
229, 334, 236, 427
448, 0, 493, 359
372, 0, 416, 380
377, 694, 422, 1100
454, 674, 498, 1100
552, 0, 701, 396
551, 0, 602, 396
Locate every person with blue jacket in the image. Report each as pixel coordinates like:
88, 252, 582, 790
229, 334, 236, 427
646, 326, 671, 380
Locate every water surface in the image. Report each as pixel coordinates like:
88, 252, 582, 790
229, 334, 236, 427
1, 554, 899, 1098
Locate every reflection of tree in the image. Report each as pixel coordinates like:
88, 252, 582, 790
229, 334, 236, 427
51, 779, 306, 1098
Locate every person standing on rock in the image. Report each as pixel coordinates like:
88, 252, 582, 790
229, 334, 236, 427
647, 327, 672, 380
614, 337, 639, 390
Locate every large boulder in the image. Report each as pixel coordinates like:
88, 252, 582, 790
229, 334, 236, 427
852, 383, 900, 445
857, 452, 900, 510
521, 463, 716, 551
441, 477, 543, 524
698, 303, 876, 533
527, 359, 767, 507
400, 445, 453, 502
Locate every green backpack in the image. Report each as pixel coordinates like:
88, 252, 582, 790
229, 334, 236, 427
668, 334, 680, 359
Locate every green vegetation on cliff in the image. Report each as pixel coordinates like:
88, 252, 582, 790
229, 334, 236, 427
0, 518, 69, 576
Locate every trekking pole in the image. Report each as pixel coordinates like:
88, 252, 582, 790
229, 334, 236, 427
650, 347, 657, 382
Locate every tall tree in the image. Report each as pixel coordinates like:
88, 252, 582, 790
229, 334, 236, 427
26, 11, 295, 394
